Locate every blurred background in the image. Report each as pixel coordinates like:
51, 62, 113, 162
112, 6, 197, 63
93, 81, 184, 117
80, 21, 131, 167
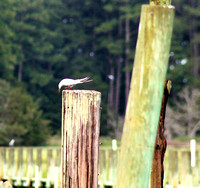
0, 0, 200, 146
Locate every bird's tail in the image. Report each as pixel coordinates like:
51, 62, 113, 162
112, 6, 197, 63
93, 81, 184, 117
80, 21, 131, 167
79, 76, 93, 83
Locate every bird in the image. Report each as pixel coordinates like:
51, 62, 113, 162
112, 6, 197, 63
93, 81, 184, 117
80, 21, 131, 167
9, 139, 15, 146
108, 74, 115, 80
58, 76, 92, 92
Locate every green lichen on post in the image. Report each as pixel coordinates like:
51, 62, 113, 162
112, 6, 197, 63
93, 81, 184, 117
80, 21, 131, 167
116, 5, 174, 188
150, 0, 171, 6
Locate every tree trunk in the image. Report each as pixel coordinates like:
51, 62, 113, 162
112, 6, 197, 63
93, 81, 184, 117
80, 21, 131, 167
189, 0, 199, 77
18, 61, 23, 82
115, 58, 121, 111
18, 45, 23, 82
115, 19, 122, 112
193, 32, 199, 77
125, 14, 130, 106
108, 58, 114, 110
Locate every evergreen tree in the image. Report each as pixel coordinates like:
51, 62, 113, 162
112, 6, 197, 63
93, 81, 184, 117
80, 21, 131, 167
168, 0, 200, 96
0, 86, 50, 146
0, 0, 17, 80
1, 0, 199, 138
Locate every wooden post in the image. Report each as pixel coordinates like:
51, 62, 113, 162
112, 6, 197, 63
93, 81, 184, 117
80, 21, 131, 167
27, 148, 33, 186
0, 181, 12, 188
151, 80, 171, 188
116, 4, 174, 188
61, 90, 101, 188
0, 148, 5, 180
150, 0, 171, 6
17, 148, 23, 186
36, 148, 42, 187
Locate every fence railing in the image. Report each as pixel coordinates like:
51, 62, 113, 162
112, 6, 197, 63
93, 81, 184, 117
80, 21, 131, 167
0, 147, 61, 187
0, 146, 199, 187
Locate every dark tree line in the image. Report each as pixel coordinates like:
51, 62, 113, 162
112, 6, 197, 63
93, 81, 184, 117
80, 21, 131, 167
0, 0, 200, 145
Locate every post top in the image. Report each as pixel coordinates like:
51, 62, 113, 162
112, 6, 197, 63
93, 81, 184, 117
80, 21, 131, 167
62, 90, 101, 95
150, 0, 171, 6
142, 4, 175, 9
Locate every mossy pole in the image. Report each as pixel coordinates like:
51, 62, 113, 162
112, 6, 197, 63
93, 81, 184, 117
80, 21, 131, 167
61, 90, 101, 188
116, 4, 174, 188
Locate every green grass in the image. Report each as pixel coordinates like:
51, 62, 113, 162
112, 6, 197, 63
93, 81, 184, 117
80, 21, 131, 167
174, 136, 200, 142
99, 137, 121, 148
46, 134, 61, 146
46, 135, 121, 148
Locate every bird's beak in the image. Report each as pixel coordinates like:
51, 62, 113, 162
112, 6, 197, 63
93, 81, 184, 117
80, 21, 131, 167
58, 88, 60, 93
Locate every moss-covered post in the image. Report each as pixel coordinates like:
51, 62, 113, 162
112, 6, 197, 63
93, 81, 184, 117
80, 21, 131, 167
61, 90, 101, 188
116, 2, 174, 188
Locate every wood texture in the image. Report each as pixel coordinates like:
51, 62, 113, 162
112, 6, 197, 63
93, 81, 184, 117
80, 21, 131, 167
116, 5, 174, 188
150, 0, 171, 6
151, 81, 170, 188
61, 90, 101, 188
0, 181, 12, 188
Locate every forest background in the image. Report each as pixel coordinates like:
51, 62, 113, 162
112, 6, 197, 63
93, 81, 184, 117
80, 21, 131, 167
0, 0, 200, 146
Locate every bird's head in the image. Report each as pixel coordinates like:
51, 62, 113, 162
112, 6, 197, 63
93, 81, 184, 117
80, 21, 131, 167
58, 83, 62, 93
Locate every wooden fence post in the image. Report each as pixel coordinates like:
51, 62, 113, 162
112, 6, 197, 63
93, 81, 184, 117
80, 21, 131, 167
61, 90, 101, 188
0, 181, 12, 188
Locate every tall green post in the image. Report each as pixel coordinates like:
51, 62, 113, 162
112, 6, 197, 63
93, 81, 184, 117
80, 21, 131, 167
116, 3, 174, 188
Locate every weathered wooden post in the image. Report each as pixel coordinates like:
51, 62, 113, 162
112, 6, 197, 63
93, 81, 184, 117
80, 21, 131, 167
116, 1, 174, 188
151, 80, 171, 188
61, 90, 101, 188
0, 181, 12, 188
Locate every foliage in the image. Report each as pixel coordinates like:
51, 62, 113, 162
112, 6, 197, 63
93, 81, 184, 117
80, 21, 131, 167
165, 87, 200, 139
0, 86, 50, 146
107, 109, 124, 139
0, 0, 200, 142
0, 79, 10, 126
0, 0, 17, 80
168, 0, 200, 95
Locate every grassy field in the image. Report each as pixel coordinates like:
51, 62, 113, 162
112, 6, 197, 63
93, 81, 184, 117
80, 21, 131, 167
47, 135, 120, 147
